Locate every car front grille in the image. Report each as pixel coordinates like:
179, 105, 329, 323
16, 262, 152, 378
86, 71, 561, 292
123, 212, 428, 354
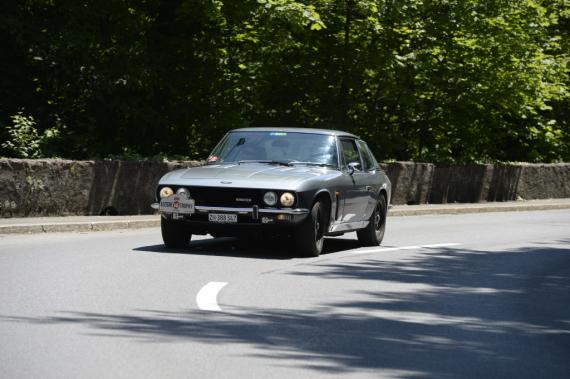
187, 187, 263, 208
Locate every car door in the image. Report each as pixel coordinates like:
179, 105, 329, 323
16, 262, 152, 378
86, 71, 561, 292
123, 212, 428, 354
337, 138, 369, 223
356, 139, 382, 220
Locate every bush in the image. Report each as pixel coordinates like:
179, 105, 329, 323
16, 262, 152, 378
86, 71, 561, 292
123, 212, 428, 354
1, 113, 60, 158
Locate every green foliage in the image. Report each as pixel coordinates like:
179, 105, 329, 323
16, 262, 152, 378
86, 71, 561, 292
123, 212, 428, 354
0, 0, 568, 162
1, 113, 60, 158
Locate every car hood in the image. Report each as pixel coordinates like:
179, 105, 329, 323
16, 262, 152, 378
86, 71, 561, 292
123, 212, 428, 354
159, 163, 340, 190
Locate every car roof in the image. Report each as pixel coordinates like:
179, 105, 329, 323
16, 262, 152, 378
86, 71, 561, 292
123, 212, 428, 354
230, 127, 359, 139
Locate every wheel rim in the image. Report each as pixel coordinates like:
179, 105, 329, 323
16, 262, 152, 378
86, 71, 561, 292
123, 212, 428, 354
315, 209, 321, 241
314, 207, 324, 249
374, 206, 381, 230
374, 201, 386, 232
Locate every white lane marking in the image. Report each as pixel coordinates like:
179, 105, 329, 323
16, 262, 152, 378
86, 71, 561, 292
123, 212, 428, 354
352, 243, 461, 255
196, 282, 228, 312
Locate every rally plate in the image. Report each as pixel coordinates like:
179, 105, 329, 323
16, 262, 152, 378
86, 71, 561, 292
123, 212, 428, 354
159, 195, 195, 214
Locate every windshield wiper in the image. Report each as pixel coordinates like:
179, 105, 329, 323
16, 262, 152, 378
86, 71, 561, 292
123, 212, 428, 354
288, 161, 336, 168
237, 160, 336, 168
237, 160, 292, 166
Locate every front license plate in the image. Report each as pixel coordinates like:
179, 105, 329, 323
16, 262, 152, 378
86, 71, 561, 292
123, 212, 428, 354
208, 213, 237, 223
160, 196, 195, 214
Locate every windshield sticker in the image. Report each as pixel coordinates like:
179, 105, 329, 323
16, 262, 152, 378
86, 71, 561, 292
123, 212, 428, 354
207, 155, 219, 162
270, 132, 287, 136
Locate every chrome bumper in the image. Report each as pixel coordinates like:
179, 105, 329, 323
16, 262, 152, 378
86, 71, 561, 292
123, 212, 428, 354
151, 203, 309, 216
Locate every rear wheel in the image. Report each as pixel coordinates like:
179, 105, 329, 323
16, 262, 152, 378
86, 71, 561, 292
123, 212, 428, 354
295, 200, 326, 257
357, 195, 387, 246
161, 217, 192, 248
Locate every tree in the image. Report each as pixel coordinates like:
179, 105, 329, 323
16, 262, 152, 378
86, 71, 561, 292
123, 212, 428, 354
1, 0, 568, 162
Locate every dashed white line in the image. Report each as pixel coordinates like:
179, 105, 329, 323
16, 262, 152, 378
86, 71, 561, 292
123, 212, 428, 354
352, 242, 461, 255
196, 281, 228, 312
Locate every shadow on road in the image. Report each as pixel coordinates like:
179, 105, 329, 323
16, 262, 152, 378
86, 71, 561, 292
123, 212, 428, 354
4, 240, 570, 378
133, 236, 292, 260
133, 235, 363, 259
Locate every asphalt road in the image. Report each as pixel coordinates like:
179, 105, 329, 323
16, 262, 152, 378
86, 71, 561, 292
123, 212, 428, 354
1, 210, 569, 379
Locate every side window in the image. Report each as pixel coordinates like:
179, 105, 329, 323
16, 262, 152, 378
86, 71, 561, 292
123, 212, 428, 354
339, 139, 361, 169
357, 140, 377, 171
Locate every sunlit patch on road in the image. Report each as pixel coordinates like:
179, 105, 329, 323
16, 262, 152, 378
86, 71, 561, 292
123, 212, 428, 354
351, 243, 461, 255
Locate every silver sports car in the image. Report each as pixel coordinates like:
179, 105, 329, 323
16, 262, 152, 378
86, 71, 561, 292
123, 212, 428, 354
152, 128, 391, 256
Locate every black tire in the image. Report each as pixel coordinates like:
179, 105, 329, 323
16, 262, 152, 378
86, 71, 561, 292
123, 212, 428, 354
161, 217, 192, 248
295, 200, 326, 257
357, 195, 387, 246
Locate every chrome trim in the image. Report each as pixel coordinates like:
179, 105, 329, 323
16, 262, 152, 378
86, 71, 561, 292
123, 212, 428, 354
152, 202, 309, 215
259, 208, 309, 215
194, 205, 309, 215
329, 220, 369, 233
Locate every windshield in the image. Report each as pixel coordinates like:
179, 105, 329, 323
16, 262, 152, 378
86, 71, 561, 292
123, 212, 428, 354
207, 131, 339, 168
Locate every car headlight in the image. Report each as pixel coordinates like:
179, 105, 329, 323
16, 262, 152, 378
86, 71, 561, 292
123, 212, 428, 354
280, 192, 295, 207
176, 187, 189, 197
159, 186, 174, 198
263, 191, 277, 206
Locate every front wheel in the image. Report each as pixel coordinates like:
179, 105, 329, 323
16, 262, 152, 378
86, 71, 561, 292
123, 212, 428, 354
295, 201, 326, 257
161, 217, 192, 248
357, 195, 387, 247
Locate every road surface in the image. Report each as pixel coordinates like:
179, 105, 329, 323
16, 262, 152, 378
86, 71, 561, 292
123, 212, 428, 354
1, 210, 569, 378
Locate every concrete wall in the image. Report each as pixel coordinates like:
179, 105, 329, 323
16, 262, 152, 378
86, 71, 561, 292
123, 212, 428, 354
1, 158, 569, 217
0, 159, 201, 217
427, 163, 570, 204
379, 162, 435, 205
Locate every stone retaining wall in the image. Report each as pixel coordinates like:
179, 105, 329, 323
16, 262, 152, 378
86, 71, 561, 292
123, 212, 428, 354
0, 159, 200, 217
1, 159, 569, 217
427, 163, 570, 204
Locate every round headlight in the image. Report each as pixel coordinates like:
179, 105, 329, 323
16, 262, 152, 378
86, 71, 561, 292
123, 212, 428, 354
280, 192, 295, 207
176, 187, 189, 197
263, 191, 277, 206
159, 186, 174, 198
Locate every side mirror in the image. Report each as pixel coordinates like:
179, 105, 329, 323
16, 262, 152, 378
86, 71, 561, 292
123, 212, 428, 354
348, 162, 361, 175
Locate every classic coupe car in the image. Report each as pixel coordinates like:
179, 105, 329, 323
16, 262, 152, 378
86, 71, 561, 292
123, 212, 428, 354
152, 128, 391, 256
